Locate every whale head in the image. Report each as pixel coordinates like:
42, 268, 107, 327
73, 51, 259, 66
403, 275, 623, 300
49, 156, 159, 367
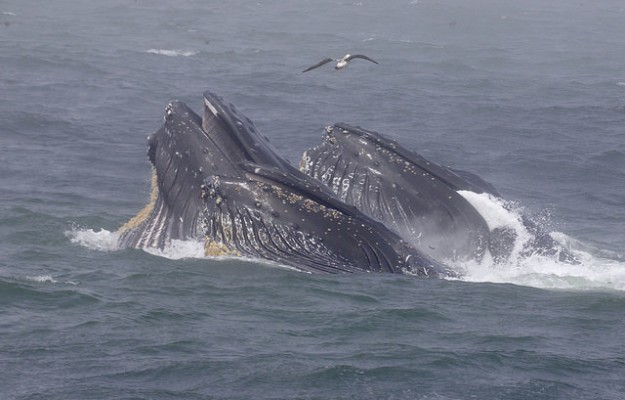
117, 91, 289, 249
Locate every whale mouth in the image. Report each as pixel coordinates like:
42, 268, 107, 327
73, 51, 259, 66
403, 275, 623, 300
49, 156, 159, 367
200, 91, 292, 171
119, 93, 291, 249
145, 92, 293, 187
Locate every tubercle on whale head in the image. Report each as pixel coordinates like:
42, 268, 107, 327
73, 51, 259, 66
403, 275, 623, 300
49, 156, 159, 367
147, 101, 187, 167
321, 123, 372, 146
200, 175, 221, 201
321, 125, 338, 145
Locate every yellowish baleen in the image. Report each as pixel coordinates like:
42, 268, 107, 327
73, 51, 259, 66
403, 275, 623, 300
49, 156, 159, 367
117, 169, 159, 233
204, 240, 241, 257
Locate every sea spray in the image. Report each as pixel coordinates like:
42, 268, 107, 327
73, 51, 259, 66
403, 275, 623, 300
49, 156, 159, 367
456, 191, 625, 291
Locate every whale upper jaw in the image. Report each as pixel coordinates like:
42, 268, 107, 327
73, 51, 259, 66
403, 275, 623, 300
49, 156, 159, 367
119, 92, 292, 249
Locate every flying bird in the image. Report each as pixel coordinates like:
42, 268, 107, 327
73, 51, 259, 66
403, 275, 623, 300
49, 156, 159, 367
302, 54, 379, 73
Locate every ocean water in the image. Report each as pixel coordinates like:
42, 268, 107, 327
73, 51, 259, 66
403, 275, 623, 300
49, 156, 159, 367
1, 0, 625, 399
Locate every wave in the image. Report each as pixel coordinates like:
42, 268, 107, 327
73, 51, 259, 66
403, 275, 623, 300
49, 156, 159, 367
145, 49, 198, 57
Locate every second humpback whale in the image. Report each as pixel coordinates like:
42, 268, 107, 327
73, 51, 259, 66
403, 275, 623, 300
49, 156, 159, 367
117, 91, 451, 276
300, 123, 576, 264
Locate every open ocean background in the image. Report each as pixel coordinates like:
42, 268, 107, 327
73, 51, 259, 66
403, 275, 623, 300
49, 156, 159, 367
2, 0, 625, 399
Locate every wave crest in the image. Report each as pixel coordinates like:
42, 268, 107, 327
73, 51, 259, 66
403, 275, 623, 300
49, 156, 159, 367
145, 49, 198, 57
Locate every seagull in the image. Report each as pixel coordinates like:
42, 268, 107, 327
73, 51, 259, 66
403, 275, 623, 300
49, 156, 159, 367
302, 54, 379, 73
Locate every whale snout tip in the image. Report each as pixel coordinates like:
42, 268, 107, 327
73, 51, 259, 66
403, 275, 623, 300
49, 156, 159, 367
163, 100, 187, 122
164, 102, 174, 122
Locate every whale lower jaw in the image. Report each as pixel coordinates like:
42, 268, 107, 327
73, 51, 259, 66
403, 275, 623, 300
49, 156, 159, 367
117, 171, 204, 250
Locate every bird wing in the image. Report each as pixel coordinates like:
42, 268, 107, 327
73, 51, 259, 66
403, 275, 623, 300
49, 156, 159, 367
345, 54, 379, 64
302, 58, 334, 73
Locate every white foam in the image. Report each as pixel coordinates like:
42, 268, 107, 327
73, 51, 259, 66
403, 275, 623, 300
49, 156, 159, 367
2, 11, 16, 16
66, 228, 121, 252
454, 191, 625, 291
142, 239, 305, 272
458, 190, 531, 261
145, 49, 198, 57
617, 82, 625, 87
143, 239, 206, 259
458, 248, 625, 291
66, 227, 207, 259
26, 274, 57, 283
458, 191, 523, 231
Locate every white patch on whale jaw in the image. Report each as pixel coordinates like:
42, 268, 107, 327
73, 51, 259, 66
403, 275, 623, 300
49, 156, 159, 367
204, 98, 219, 116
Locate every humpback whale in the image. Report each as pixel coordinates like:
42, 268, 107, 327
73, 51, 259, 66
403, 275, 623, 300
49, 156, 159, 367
117, 91, 451, 276
300, 124, 491, 262
300, 123, 575, 264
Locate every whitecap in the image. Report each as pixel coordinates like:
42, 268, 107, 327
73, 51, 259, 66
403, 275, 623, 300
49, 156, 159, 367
26, 274, 57, 283
145, 49, 198, 57
66, 228, 121, 252
2, 11, 16, 16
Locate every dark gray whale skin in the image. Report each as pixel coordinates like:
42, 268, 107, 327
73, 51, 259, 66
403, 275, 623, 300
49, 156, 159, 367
118, 92, 451, 276
300, 123, 574, 263
300, 123, 493, 262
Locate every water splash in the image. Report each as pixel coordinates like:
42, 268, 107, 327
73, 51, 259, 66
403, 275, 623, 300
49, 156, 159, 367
66, 228, 121, 252
25, 275, 57, 283
143, 239, 206, 260
66, 227, 206, 259
456, 191, 625, 291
